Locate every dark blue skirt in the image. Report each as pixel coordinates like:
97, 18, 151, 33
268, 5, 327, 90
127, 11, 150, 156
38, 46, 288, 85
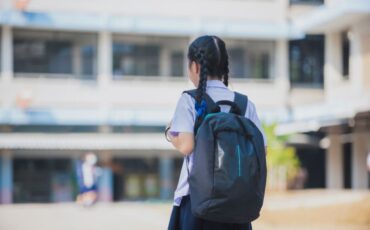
168, 195, 252, 230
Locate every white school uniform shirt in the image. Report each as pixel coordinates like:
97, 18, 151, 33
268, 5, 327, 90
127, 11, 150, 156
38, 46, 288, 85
169, 79, 267, 207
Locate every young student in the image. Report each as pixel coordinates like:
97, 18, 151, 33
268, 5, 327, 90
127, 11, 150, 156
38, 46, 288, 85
166, 35, 267, 230
76, 152, 100, 207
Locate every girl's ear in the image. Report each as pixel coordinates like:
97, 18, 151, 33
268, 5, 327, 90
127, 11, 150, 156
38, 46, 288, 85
190, 61, 200, 75
193, 61, 200, 75
196, 62, 201, 75
188, 61, 201, 87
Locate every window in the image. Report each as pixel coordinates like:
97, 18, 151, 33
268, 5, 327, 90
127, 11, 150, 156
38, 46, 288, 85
113, 43, 160, 78
227, 41, 273, 79
81, 44, 97, 78
170, 51, 184, 77
112, 158, 160, 200
112, 35, 188, 79
228, 48, 245, 78
13, 158, 73, 203
289, 35, 324, 87
13, 30, 97, 79
341, 32, 350, 78
14, 40, 72, 74
250, 52, 270, 79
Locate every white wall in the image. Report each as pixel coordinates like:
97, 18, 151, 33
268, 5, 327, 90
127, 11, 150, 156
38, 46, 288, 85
24, 0, 287, 22
324, 18, 370, 112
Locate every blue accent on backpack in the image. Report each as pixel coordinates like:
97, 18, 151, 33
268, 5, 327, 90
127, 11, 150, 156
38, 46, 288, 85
195, 99, 207, 118
183, 89, 267, 224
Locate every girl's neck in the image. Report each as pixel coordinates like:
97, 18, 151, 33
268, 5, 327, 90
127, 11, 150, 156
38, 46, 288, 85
207, 76, 221, 81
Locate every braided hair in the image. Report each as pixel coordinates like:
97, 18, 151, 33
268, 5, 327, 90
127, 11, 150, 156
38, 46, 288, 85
218, 39, 229, 87
187, 35, 230, 106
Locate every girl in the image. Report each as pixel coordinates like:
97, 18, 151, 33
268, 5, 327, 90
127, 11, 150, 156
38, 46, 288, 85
166, 35, 267, 230
76, 152, 100, 207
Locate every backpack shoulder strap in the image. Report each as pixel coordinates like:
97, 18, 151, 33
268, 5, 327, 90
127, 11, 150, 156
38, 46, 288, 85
233, 92, 248, 116
183, 89, 220, 115
183, 89, 220, 133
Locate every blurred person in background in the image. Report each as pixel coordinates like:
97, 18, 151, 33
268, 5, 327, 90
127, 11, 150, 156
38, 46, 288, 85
76, 152, 101, 207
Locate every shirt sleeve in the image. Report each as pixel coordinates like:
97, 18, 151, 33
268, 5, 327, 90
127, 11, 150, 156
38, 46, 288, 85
169, 93, 196, 134
246, 101, 267, 147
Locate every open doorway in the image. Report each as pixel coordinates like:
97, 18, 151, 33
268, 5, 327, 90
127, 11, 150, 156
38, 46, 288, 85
343, 142, 352, 189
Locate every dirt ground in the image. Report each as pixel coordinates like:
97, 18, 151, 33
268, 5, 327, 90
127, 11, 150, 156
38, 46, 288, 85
0, 190, 369, 230
253, 190, 370, 230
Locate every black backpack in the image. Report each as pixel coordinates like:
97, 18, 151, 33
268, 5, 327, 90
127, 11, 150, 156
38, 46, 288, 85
184, 89, 267, 224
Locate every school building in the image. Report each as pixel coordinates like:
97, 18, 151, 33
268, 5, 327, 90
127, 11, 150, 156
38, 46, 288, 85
0, 0, 369, 204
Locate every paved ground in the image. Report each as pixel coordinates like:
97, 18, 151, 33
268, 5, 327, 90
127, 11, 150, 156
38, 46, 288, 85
0, 190, 369, 230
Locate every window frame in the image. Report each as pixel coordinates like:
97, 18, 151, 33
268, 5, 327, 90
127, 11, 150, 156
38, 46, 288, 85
289, 35, 325, 88
112, 34, 188, 81
13, 29, 98, 80
226, 39, 275, 80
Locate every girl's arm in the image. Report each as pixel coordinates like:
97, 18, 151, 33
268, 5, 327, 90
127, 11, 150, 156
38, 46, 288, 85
167, 93, 196, 156
168, 132, 194, 156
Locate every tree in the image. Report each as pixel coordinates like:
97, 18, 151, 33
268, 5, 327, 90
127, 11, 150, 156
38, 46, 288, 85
263, 123, 300, 190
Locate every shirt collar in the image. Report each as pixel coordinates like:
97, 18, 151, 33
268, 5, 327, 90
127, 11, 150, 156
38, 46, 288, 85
206, 79, 227, 88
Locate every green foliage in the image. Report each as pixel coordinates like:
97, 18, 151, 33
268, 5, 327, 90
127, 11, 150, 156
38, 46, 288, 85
263, 123, 300, 181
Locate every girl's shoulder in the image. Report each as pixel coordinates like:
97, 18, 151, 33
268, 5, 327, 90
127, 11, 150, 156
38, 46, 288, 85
245, 98, 264, 122
172, 92, 196, 119
177, 92, 196, 109
245, 98, 258, 115
178, 91, 260, 115
180, 91, 196, 101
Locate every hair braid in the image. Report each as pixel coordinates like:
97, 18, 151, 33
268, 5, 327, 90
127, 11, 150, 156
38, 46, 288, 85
223, 53, 229, 87
196, 49, 208, 105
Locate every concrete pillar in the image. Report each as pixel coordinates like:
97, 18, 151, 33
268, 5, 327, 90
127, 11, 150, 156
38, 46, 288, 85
352, 130, 370, 189
1, 26, 13, 82
275, 39, 290, 106
159, 156, 174, 200
0, 150, 13, 204
326, 134, 343, 189
349, 26, 364, 97
97, 31, 112, 86
97, 31, 112, 114
362, 32, 370, 90
277, 0, 289, 19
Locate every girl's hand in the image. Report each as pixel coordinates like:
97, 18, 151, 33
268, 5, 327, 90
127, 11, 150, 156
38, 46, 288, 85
165, 120, 173, 142
165, 120, 193, 155
165, 120, 172, 131
170, 132, 194, 156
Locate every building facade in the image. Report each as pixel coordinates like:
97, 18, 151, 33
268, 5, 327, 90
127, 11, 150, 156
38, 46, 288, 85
0, 0, 369, 204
